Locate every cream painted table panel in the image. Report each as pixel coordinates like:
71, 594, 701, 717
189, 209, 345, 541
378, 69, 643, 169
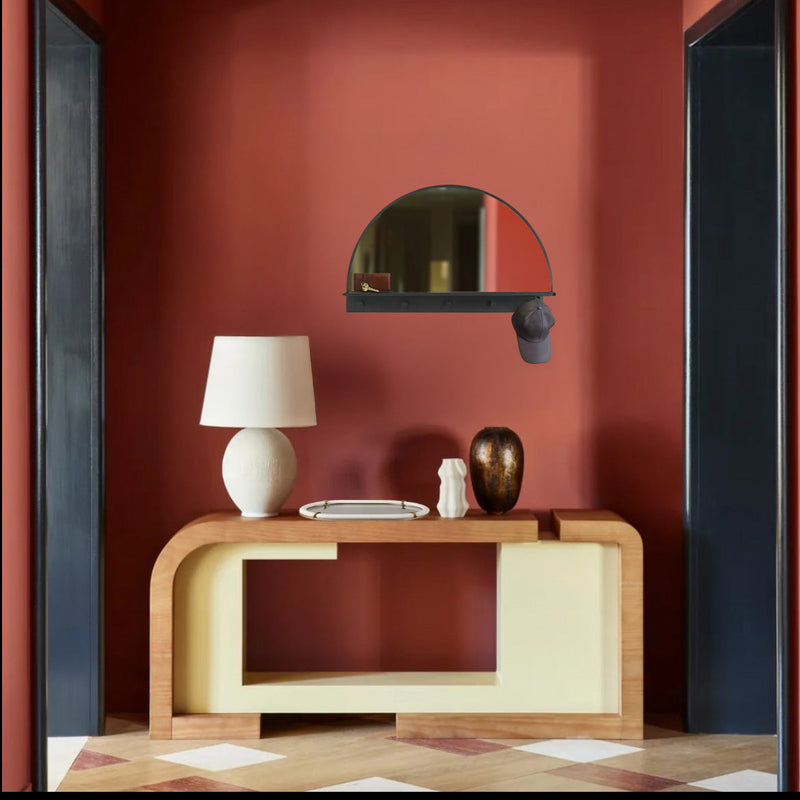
150, 510, 643, 740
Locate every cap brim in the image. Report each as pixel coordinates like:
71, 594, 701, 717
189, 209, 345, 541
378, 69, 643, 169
516, 334, 551, 364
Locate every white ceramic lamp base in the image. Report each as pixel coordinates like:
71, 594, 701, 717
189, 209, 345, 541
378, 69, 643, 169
221, 427, 297, 518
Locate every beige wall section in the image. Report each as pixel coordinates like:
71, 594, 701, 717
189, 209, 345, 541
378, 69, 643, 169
174, 543, 338, 711
174, 541, 619, 715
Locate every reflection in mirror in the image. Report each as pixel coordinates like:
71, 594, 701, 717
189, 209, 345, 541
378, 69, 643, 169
348, 186, 552, 294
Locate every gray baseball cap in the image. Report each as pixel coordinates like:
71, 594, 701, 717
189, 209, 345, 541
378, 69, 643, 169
511, 298, 555, 363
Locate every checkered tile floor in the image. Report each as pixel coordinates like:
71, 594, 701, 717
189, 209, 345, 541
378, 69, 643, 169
51, 715, 778, 792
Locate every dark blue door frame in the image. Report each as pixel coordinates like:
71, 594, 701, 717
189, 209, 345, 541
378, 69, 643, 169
33, 0, 105, 792
684, 0, 789, 790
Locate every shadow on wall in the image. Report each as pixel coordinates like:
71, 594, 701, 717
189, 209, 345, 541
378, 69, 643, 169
383, 427, 465, 509
376, 542, 497, 671
593, 422, 684, 713
588, 17, 684, 715
300, 355, 390, 500
246, 541, 497, 672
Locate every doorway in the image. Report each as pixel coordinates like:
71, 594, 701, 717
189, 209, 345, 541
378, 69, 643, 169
33, 0, 105, 791
684, 0, 788, 790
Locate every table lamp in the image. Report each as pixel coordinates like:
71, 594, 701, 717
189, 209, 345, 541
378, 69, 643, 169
200, 336, 317, 517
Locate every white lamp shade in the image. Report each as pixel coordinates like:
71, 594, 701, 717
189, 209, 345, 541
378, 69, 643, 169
200, 336, 317, 428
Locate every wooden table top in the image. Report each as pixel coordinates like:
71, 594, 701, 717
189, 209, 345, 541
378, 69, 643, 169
171, 509, 541, 544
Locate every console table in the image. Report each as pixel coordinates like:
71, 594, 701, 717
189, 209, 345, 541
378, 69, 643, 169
149, 509, 642, 740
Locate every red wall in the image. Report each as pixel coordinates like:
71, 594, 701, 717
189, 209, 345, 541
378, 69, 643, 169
105, 0, 684, 713
2, 0, 33, 790
76, 0, 104, 24
683, 0, 719, 30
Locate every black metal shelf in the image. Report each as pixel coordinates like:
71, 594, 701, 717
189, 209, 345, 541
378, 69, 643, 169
344, 291, 555, 313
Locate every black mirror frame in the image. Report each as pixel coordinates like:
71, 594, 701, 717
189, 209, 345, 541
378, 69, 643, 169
344, 184, 555, 312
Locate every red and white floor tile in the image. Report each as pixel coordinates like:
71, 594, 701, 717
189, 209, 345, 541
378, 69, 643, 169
50, 715, 778, 792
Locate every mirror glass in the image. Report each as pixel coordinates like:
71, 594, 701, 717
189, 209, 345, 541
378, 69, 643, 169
348, 185, 552, 294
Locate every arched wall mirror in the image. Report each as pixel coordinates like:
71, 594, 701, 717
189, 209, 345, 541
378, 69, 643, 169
345, 185, 554, 312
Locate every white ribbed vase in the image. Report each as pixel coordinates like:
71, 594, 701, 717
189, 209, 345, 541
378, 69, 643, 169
437, 458, 469, 518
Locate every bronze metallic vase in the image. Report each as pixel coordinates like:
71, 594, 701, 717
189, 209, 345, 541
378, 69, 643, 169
469, 427, 524, 515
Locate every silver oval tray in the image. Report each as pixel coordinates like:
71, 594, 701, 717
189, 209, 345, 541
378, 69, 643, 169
299, 499, 430, 520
